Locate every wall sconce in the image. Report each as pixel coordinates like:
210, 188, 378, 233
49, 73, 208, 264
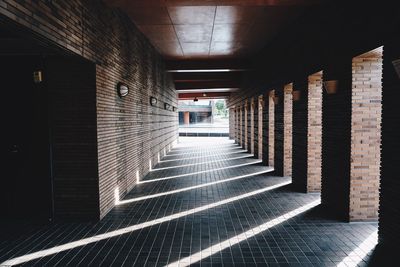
164, 103, 171, 110
173, 106, 177, 112
323, 80, 339, 94
150, 96, 158, 106
273, 96, 280, 105
193, 97, 198, 102
117, 82, 129, 98
392, 59, 400, 79
33, 70, 43, 83
292, 90, 301, 101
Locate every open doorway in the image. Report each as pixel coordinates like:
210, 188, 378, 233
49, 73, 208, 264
178, 99, 229, 137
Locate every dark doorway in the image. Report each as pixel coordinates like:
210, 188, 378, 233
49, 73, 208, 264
1, 55, 53, 220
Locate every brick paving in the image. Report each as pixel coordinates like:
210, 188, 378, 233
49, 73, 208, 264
0, 137, 378, 266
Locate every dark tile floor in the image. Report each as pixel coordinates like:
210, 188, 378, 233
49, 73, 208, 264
0, 137, 380, 266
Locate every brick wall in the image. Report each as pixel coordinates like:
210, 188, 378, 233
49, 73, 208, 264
0, 0, 178, 220
46, 57, 99, 219
380, 41, 400, 247
268, 91, 275, 167
321, 59, 352, 221
240, 105, 244, 147
350, 48, 382, 221
283, 83, 293, 176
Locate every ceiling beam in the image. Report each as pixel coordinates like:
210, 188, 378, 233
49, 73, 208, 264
166, 59, 251, 73
175, 80, 240, 90
178, 92, 230, 100
172, 72, 241, 82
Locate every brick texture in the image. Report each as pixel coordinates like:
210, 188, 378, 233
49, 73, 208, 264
268, 91, 275, 167
244, 100, 248, 151
283, 83, 293, 177
0, 0, 178, 220
350, 47, 382, 221
258, 95, 264, 160
253, 97, 259, 158
229, 108, 235, 140
250, 98, 255, 155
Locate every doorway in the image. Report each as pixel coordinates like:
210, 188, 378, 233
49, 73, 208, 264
1, 56, 52, 220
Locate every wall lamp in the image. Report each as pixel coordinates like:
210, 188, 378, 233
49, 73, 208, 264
194, 97, 198, 102
150, 96, 158, 106
164, 103, 171, 110
292, 90, 301, 101
323, 80, 339, 94
117, 82, 129, 98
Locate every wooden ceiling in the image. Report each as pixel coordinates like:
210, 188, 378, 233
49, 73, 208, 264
105, 0, 317, 99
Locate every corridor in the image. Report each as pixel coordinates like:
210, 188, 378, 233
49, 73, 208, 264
0, 138, 377, 266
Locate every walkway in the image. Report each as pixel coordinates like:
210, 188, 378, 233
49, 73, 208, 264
0, 137, 378, 266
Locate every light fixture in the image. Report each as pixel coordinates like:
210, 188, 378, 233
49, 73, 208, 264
392, 59, 400, 79
323, 80, 339, 94
193, 97, 198, 102
33, 70, 43, 83
150, 96, 157, 106
273, 96, 279, 105
164, 103, 171, 110
117, 82, 129, 98
202, 93, 207, 97
173, 106, 177, 112
292, 90, 301, 101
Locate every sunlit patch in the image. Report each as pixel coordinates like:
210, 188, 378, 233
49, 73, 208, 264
166, 199, 321, 267
114, 187, 120, 205
0, 181, 290, 266
136, 170, 140, 184
159, 150, 248, 163
118, 168, 273, 205
139, 160, 262, 184
151, 154, 254, 171
167, 146, 241, 155
149, 159, 152, 171
165, 146, 242, 157
337, 230, 378, 267
157, 152, 160, 163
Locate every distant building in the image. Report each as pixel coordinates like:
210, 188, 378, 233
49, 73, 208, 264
178, 101, 215, 125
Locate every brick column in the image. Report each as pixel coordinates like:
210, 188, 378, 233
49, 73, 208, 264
258, 95, 264, 160
250, 98, 255, 154
229, 108, 235, 140
239, 105, 243, 147
321, 59, 352, 221
235, 106, 240, 144
380, 43, 400, 247
274, 87, 284, 176
244, 100, 248, 151
349, 47, 382, 221
254, 97, 259, 158
283, 83, 293, 176
292, 72, 323, 193
307, 72, 323, 192
268, 90, 275, 167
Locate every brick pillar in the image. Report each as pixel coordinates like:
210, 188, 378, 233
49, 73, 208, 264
250, 98, 255, 154
349, 47, 382, 221
274, 87, 284, 176
283, 83, 293, 176
380, 43, 400, 247
241, 104, 245, 148
229, 108, 235, 140
239, 105, 243, 147
268, 90, 275, 167
236, 106, 240, 144
307, 72, 323, 192
321, 58, 352, 221
258, 95, 264, 160
244, 100, 248, 151
254, 97, 259, 158
292, 73, 323, 193
183, 111, 190, 125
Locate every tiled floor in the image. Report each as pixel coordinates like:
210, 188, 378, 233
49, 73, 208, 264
0, 137, 380, 266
